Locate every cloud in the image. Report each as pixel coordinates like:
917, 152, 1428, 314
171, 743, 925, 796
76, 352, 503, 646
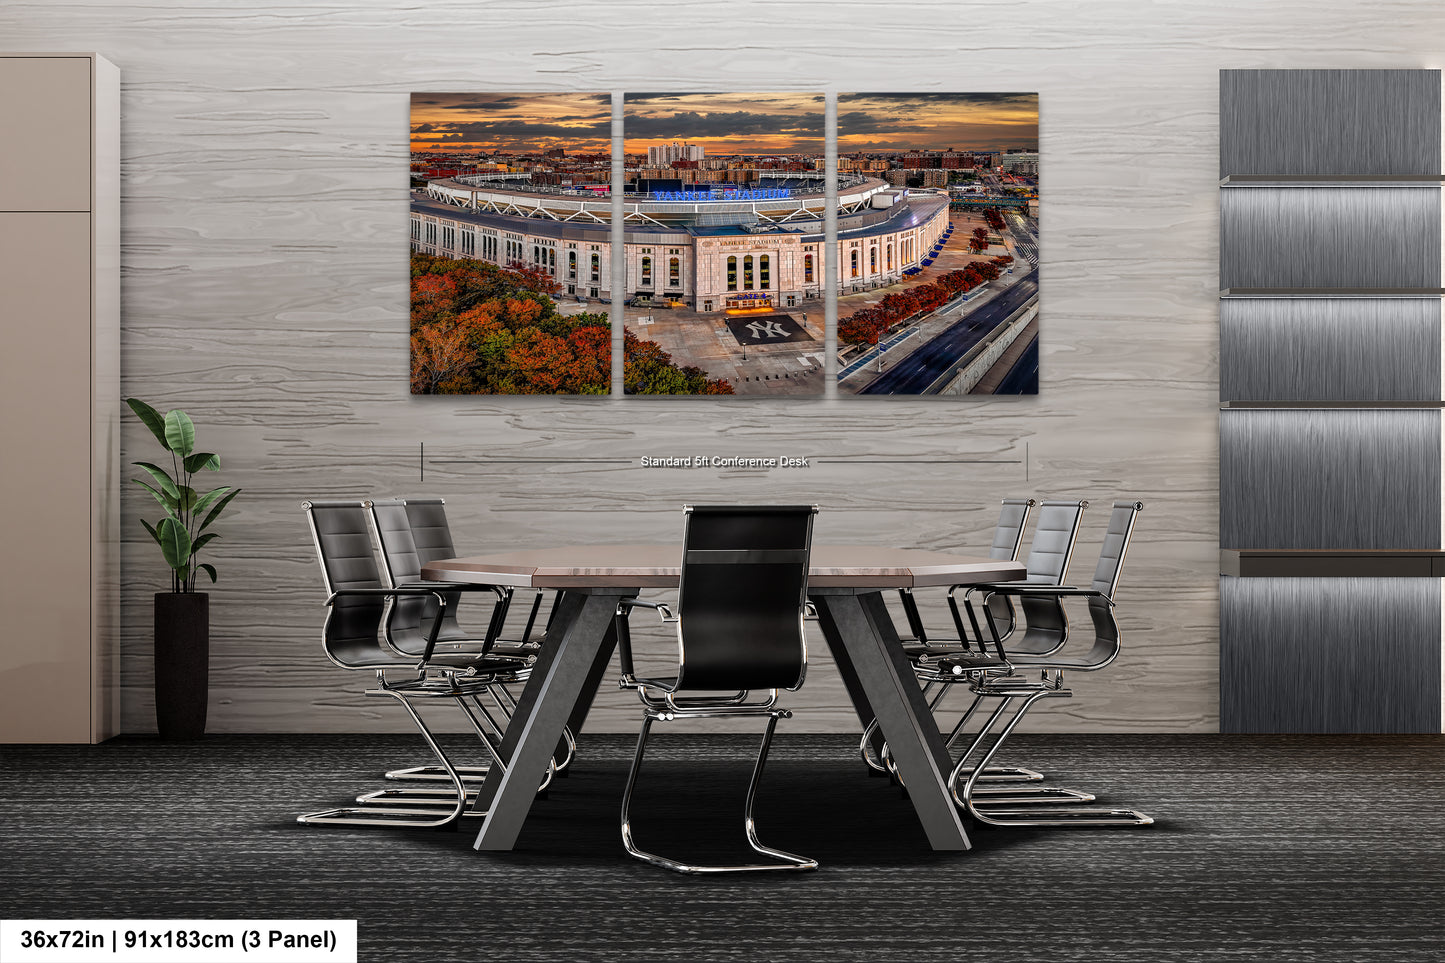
839, 91, 1038, 109
625, 110, 824, 140
415, 119, 610, 138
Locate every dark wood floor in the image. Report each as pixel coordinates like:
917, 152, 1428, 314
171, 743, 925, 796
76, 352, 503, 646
3, 732, 1443, 961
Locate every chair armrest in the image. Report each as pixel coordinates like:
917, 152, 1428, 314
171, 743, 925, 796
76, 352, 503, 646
984, 585, 1114, 606
618, 598, 676, 621
326, 586, 451, 604
326, 586, 507, 666
393, 579, 510, 602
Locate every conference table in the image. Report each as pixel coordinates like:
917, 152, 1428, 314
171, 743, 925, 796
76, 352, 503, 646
421, 544, 1025, 853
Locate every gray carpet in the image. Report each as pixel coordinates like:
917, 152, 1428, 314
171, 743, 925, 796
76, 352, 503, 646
3, 733, 1443, 961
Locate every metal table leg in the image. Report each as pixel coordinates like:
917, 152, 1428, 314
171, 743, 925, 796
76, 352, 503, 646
471, 589, 628, 850
811, 589, 971, 852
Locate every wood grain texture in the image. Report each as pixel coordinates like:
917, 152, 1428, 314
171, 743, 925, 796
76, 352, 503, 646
421, 545, 1024, 587
1220, 577, 1442, 732
11, 0, 1445, 734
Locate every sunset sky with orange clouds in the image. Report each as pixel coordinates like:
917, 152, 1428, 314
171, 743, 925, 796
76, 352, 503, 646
624, 92, 824, 154
410, 91, 1037, 156
837, 92, 1038, 153
410, 92, 611, 154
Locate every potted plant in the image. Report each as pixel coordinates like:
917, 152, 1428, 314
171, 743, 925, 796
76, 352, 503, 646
126, 399, 240, 740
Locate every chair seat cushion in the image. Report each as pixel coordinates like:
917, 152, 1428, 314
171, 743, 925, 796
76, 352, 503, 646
935, 654, 1009, 675
424, 651, 530, 675
902, 641, 973, 659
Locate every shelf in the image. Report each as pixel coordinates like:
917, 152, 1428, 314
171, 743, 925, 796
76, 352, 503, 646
1222, 549, 1445, 578
1220, 174, 1445, 187
1220, 288, 1445, 299
1221, 400, 1445, 410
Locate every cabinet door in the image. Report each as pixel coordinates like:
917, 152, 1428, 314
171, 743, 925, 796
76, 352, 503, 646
0, 57, 92, 212
0, 212, 93, 742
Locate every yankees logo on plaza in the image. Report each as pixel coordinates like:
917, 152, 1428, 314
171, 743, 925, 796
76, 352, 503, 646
746, 319, 789, 340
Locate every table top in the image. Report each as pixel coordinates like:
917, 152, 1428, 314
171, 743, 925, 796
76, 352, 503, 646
421, 544, 1025, 589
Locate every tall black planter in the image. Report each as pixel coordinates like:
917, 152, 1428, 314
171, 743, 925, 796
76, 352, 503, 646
154, 592, 209, 740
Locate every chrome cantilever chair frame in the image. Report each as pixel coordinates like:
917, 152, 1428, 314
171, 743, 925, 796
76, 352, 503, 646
944, 501, 1152, 828
365, 498, 571, 791
918, 498, 1090, 794
615, 504, 819, 874
297, 500, 530, 829
862, 498, 1039, 780
871, 498, 1091, 792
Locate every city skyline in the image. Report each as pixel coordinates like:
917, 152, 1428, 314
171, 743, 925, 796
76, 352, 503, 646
837, 92, 1038, 153
410, 92, 611, 155
625, 92, 825, 154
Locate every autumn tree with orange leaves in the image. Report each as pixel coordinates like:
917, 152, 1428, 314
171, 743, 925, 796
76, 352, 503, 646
412, 253, 733, 394
836, 254, 1017, 348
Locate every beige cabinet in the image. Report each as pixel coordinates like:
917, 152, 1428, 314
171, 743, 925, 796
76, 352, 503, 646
0, 54, 119, 743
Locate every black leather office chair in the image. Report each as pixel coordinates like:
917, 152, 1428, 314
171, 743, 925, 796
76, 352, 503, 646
865, 499, 1085, 787
898, 497, 1036, 653
364, 497, 570, 793
615, 505, 819, 874
863, 498, 1034, 775
298, 499, 526, 828
942, 500, 1152, 827
373, 497, 550, 652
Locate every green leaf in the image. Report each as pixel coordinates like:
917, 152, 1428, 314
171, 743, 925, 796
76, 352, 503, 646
197, 488, 240, 532
191, 486, 231, 518
133, 478, 178, 513
198, 563, 218, 583
189, 531, 219, 557
156, 516, 192, 571
133, 462, 180, 500
126, 398, 170, 450
140, 518, 162, 546
164, 410, 196, 457
184, 452, 220, 473
174, 485, 197, 512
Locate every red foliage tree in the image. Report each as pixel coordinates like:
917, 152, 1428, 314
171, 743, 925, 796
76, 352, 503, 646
410, 320, 478, 394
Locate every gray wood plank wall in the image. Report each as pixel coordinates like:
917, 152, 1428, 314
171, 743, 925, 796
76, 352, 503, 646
6, 0, 1444, 734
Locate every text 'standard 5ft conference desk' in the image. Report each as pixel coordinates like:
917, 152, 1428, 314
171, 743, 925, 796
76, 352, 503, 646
422, 545, 1025, 853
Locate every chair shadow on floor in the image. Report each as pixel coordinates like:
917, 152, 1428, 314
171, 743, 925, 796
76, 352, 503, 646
283, 734, 1172, 870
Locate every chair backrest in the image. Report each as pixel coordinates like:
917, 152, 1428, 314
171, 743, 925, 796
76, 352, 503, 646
994, 499, 1086, 657
674, 505, 816, 692
303, 500, 393, 669
403, 498, 458, 565
1022, 499, 1088, 585
1074, 502, 1143, 670
989, 497, 1036, 561
1091, 501, 1143, 599
368, 497, 471, 656
1011, 501, 1144, 667
982, 497, 1037, 639
369, 497, 424, 584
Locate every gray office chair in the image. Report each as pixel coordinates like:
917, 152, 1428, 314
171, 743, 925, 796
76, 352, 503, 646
363, 497, 569, 799
863, 497, 1038, 779
615, 505, 819, 874
298, 499, 526, 828
943, 501, 1153, 827
898, 497, 1036, 654
376, 497, 551, 653
870, 499, 1090, 791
